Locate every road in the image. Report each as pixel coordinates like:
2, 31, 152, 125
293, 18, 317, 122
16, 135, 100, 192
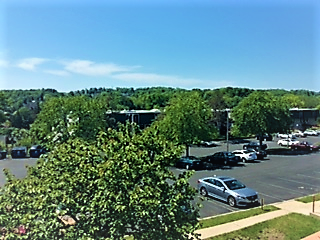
0, 136, 319, 219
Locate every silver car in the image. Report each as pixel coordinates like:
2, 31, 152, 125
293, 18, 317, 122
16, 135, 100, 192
197, 176, 259, 207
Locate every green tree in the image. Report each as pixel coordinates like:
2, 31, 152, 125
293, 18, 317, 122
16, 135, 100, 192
231, 92, 292, 145
153, 91, 217, 157
30, 96, 110, 150
0, 124, 199, 239
281, 94, 305, 108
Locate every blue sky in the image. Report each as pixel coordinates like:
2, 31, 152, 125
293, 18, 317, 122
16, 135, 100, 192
1, 0, 319, 93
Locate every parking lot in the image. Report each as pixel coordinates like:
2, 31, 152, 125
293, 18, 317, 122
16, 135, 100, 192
0, 136, 319, 219
171, 135, 320, 218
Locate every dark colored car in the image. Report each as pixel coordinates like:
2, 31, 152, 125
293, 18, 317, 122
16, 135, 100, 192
290, 141, 320, 152
29, 145, 47, 158
0, 150, 6, 159
256, 134, 272, 141
11, 146, 27, 158
175, 156, 203, 170
203, 151, 240, 166
243, 142, 268, 151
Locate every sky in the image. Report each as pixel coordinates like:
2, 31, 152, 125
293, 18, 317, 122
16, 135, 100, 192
0, 0, 319, 93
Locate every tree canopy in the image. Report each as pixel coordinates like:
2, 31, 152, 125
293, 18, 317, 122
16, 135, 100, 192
153, 91, 217, 156
0, 124, 199, 239
30, 95, 110, 149
231, 91, 292, 139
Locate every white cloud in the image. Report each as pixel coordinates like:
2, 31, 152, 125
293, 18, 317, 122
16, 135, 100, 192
63, 60, 135, 76
43, 69, 70, 76
17, 58, 47, 71
0, 59, 8, 68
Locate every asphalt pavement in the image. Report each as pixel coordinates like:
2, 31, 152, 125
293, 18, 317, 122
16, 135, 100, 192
174, 135, 320, 218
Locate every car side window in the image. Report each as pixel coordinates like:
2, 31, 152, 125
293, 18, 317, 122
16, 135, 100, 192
214, 180, 224, 188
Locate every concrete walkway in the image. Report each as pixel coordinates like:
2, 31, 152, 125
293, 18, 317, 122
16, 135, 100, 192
195, 199, 320, 239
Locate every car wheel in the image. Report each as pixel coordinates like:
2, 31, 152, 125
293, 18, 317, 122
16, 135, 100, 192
185, 164, 190, 170
228, 196, 236, 207
242, 158, 246, 163
200, 187, 208, 197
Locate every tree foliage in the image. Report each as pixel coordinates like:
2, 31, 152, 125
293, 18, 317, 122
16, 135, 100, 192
153, 91, 217, 156
231, 91, 292, 138
0, 124, 200, 239
30, 96, 110, 150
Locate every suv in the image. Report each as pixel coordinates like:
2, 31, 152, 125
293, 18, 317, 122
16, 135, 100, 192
243, 142, 267, 150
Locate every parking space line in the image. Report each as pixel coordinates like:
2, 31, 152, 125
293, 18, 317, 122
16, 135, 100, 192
202, 196, 237, 212
297, 173, 320, 181
256, 181, 307, 195
276, 177, 320, 189
258, 183, 305, 194
258, 192, 285, 201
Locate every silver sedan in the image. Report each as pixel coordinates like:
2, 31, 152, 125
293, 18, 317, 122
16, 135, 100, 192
197, 176, 259, 207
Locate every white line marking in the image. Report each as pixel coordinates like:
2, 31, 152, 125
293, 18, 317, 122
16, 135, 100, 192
297, 173, 320, 181
277, 177, 319, 188
257, 181, 307, 195
258, 192, 285, 201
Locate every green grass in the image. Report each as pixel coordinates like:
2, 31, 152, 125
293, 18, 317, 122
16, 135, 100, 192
199, 205, 279, 229
296, 193, 320, 203
209, 213, 320, 240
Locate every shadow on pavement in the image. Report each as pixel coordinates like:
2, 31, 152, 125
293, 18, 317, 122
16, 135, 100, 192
267, 148, 312, 156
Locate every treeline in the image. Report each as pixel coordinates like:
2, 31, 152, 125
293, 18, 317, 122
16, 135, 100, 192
0, 87, 320, 132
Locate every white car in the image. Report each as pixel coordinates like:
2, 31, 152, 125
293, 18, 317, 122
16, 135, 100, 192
292, 130, 306, 138
277, 138, 299, 146
303, 130, 318, 136
232, 150, 257, 163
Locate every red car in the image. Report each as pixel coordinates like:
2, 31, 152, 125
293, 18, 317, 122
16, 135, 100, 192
290, 141, 320, 151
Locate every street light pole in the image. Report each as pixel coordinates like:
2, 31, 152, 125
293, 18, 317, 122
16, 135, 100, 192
226, 109, 229, 152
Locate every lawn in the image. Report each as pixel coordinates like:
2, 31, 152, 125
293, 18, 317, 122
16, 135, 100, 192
209, 213, 320, 240
296, 193, 320, 203
199, 205, 278, 229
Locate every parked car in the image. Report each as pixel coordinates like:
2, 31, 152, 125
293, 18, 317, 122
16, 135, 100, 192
203, 152, 240, 166
11, 146, 27, 158
247, 148, 267, 160
290, 141, 320, 151
198, 140, 219, 147
29, 145, 47, 158
232, 150, 257, 163
175, 156, 203, 170
291, 130, 306, 138
0, 150, 6, 159
276, 133, 296, 139
243, 142, 267, 151
277, 138, 300, 147
303, 130, 319, 136
198, 176, 259, 207
256, 134, 272, 141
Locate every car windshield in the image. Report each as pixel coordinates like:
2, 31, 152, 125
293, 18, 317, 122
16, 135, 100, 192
224, 179, 246, 190
243, 150, 250, 154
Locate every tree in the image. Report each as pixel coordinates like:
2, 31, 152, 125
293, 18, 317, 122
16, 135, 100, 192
10, 107, 37, 129
30, 96, 110, 149
153, 91, 217, 157
0, 123, 200, 239
231, 91, 292, 145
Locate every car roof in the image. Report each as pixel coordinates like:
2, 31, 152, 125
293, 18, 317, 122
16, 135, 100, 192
202, 176, 235, 181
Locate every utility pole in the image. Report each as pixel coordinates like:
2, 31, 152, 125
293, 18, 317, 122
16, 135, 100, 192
226, 109, 229, 152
